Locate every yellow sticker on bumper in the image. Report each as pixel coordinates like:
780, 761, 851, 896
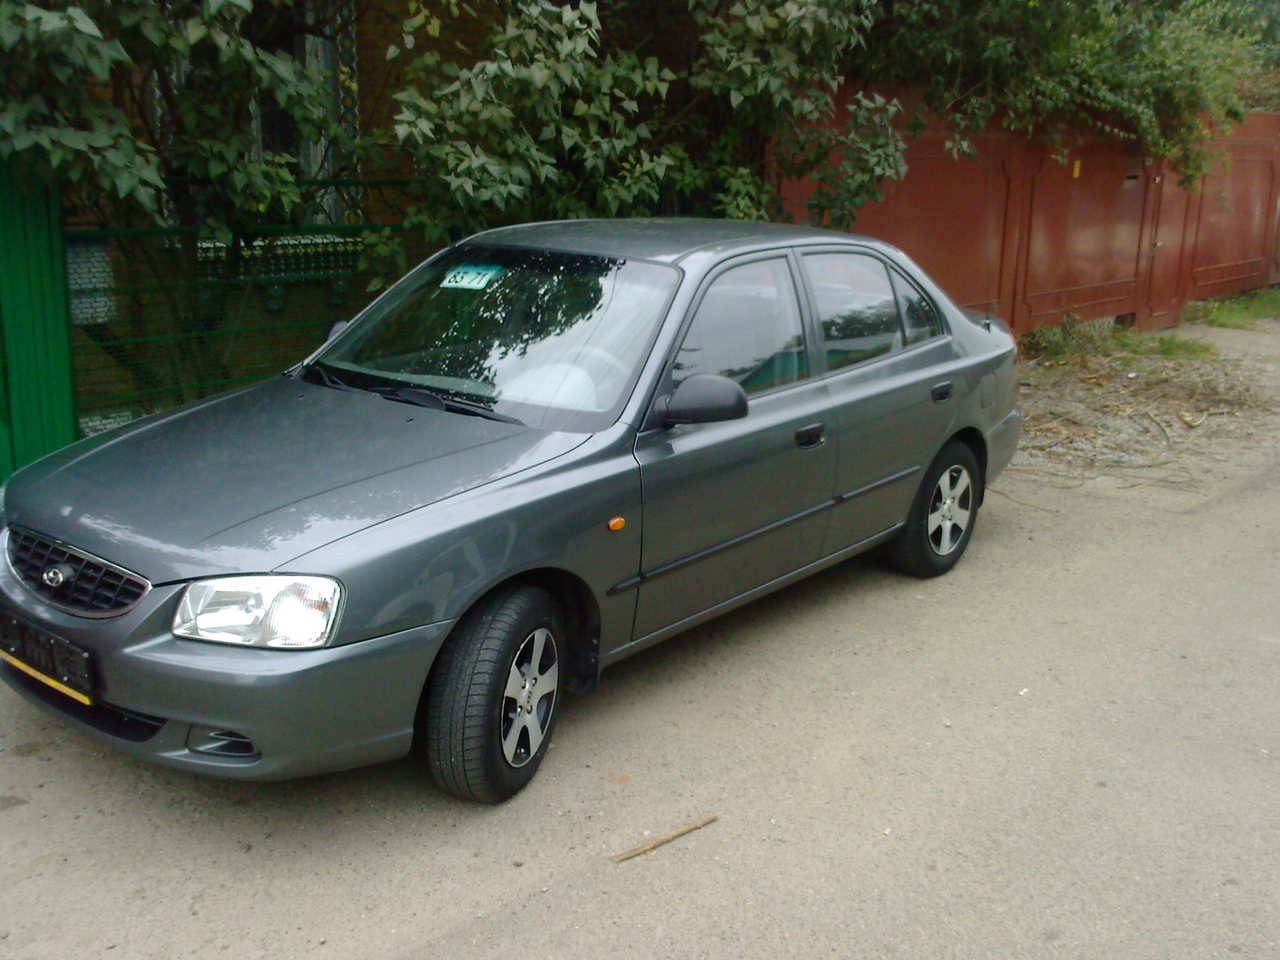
1, 649, 93, 706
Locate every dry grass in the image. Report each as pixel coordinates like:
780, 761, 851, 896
1014, 319, 1271, 477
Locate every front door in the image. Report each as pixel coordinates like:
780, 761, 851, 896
632, 253, 835, 642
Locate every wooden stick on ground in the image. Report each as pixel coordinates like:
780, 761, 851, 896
610, 815, 719, 863
1146, 410, 1173, 443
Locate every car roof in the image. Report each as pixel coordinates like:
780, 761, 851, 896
465, 218, 884, 265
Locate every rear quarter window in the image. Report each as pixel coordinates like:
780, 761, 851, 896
890, 270, 944, 345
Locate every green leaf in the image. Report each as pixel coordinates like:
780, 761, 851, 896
32, 9, 67, 34
66, 7, 102, 38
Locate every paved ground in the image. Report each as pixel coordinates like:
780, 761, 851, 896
2, 323, 1277, 960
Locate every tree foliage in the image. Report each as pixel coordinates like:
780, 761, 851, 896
0, 0, 1275, 235
386, 0, 1272, 235
864, 0, 1269, 186
388, 0, 895, 241
0, 0, 348, 229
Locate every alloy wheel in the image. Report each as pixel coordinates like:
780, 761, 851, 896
927, 464, 973, 556
500, 627, 558, 768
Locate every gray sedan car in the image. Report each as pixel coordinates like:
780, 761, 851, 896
0, 219, 1020, 801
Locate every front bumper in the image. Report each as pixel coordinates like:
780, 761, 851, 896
0, 558, 452, 781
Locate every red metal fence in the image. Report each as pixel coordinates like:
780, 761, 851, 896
781, 112, 1280, 333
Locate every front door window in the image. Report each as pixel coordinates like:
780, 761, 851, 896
673, 258, 807, 395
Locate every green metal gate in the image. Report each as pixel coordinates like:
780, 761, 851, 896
0, 160, 77, 478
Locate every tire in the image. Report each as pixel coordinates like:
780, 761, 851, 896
423, 585, 564, 803
887, 441, 982, 579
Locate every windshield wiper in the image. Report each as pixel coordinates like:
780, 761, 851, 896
297, 361, 363, 393
372, 385, 524, 425
300, 363, 522, 425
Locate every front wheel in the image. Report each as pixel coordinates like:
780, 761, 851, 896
887, 441, 982, 578
423, 585, 563, 802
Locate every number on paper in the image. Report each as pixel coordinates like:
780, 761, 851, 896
441, 265, 502, 290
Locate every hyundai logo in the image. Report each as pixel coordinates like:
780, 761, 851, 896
42, 564, 74, 588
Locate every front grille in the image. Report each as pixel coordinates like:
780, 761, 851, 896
6, 527, 150, 618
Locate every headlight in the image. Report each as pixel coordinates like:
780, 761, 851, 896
172, 575, 343, 649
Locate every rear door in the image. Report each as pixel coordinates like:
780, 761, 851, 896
631, 252, 834, 641
795, 249, 955, 552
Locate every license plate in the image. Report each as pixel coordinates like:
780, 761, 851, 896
0, 613, 95, 706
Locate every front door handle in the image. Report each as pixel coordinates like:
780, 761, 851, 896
931, 381, 953, 403
795, 422, 825, 449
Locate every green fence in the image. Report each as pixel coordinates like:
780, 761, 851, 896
0, 169, 433, 477
63, 223, 430, 438
0, 160, 77, 477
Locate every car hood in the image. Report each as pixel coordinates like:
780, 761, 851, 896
4, 377, 588, 583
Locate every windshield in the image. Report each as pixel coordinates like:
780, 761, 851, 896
317, 244, 679, 431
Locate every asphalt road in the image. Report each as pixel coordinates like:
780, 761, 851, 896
2, 325, 1277, 960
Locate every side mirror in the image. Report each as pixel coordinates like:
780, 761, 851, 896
326, 320, 350, 342
664, 373, 748, 426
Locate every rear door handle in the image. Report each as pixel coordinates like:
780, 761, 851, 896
795, 422, 825, 449
931, 381, 953, 403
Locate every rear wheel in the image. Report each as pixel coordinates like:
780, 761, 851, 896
423, 585, 563, 802
887, 441, 982, 578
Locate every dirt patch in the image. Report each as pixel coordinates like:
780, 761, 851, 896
1008, 318, 1279, 494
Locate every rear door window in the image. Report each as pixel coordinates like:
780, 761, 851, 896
801, 253, 902, 371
